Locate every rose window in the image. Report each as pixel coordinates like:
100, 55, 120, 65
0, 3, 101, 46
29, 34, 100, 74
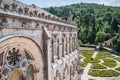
6, 48, 22, 67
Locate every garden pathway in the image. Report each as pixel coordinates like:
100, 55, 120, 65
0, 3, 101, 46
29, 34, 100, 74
81, 45, 99, 80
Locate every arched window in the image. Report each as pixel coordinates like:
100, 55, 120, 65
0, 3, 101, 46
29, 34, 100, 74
0, 52, 4, 67
26, 64, 34, 80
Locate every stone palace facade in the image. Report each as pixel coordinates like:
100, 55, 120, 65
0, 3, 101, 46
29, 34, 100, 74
0, 0, 79, 80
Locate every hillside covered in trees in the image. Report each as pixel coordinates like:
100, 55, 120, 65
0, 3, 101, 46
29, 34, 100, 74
44, 3, 120, 51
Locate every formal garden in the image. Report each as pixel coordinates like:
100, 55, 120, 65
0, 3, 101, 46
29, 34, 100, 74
80, 49, 120, 79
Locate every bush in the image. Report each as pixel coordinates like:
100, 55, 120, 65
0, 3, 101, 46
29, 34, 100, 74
91, 63, 107, 69
88, 69, 120, 77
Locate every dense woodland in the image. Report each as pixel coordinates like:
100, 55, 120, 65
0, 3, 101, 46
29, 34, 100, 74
44, 3, 120, 51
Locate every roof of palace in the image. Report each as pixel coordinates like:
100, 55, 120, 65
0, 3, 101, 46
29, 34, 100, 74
0, 0, 77, 27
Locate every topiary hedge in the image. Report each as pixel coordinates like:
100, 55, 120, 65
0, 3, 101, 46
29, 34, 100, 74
88, 69, 120, 77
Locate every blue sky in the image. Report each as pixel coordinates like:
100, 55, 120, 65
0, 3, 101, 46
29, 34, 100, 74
18, 0, 120, 8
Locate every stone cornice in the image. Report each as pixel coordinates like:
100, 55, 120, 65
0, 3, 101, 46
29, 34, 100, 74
0, 11, 79, 31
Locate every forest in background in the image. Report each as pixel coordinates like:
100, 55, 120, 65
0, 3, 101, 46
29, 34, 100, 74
44, 3, 120, 51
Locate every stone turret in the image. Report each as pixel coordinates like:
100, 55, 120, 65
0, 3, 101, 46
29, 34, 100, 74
67, 8, 73, 23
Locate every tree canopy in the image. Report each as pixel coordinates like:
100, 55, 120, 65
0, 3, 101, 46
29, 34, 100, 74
44, 3, 120, 50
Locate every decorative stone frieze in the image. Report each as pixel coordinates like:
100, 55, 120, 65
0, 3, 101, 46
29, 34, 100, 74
0, 0, 79, 80
0, 17, 8, 26
11, 3, 17, 11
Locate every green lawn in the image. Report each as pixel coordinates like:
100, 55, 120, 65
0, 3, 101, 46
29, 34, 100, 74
88, 69, 120, 77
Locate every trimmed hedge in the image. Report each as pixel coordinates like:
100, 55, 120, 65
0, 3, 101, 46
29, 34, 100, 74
81, 50, 94, 58
115, 67, 120, 72
88, 69, 120, 77
80, 44, 96, 48
91, 63, 107, 69
102, 59, 117, 68
80, 62, 87, 67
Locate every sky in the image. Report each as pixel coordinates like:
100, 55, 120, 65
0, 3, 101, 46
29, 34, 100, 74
18, 0, 120, 8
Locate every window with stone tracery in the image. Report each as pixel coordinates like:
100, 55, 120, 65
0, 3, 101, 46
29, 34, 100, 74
0, 45, 35, 79
6, 47, 22, 67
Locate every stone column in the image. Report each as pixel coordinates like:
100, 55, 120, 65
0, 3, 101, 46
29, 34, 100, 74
47, 38, 52, 80
43, 27, 52, 80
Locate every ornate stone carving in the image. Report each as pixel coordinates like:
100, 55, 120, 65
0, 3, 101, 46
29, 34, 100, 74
6, 48, 22, 67
2, 66, 11, 76
38, 13, 41, 18
26, 64, 34, 80
18, 8, 23, 14
25, 50, 34, 60
29, 11, 33, 17
24, 7, 29, 14
11, 3, 17, 11
0, 17, 8, 26
34, 10, 38, 16
0, 0, 2, 5
41, 12, 45, 18
4, 4, 10, 11
36, 23, 39, 28
21, 20, 27, 28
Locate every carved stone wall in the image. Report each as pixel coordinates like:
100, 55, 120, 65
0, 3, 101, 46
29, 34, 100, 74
0, 0, 79, 80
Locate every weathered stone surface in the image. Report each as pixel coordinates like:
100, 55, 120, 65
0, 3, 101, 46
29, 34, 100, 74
0, 0, 79, 80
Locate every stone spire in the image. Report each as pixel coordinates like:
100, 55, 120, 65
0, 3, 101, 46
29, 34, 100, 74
67, 8, 73, 23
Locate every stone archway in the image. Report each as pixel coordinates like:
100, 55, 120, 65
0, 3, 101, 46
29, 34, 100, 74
0, 36, 44, 80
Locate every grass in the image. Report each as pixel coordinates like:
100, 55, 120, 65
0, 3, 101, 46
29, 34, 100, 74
88, 69, 120, 77
91, 63, 107, 69
102, 59, 117, 68
115, 67, 120, 72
